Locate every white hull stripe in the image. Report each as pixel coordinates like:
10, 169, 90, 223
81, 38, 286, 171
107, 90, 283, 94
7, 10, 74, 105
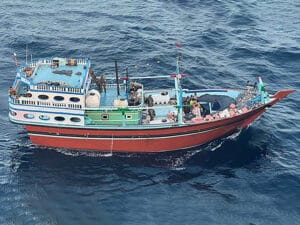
9, 102, 84, 111
9, 105, 84, 116
28, 124, 235, 140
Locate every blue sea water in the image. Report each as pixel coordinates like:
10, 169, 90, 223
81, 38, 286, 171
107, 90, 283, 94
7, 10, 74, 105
0, 0, 299, 224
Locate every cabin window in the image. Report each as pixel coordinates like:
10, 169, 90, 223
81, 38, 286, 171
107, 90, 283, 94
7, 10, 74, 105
54, 96, 64, 101
39, 115, 50, 121
70, 117, 81, 122
126, 114, 132, 120
101, 114, 109, 120
38, 94, 49, 100
10, 110, 17, 116
24, 113, 34, 119
23, 93, 32, 98
70, 97, 80, 102
54, 116, 65, 121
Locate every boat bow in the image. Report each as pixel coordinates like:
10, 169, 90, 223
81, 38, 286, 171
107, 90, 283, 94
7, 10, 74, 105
268, 89, 295, 107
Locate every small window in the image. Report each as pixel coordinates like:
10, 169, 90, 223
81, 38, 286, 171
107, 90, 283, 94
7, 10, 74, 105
39, 115, 50, 121
54, 96, 64, 101
126, 114, 132, 120
24, 93, 32, 98
9, 110, 17, 116
24, 113, 34, 119
70, 97, 80, 102
38, 94, 49, 100
101, 114, 109, 120
70, 117, 81, 122
54, 116, 65, 121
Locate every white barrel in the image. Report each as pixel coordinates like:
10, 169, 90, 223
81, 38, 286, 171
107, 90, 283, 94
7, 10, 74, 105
114, 98, 128, 107
85, 89, 101, 108
151, 91, 170, 105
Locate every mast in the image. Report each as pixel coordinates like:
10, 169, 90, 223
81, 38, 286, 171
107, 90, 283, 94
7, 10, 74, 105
175, 56, 184, 124
174, 42, 184, 124
25, 44, 28, 65
125, 67, 129, 99
115, 60, 120, 96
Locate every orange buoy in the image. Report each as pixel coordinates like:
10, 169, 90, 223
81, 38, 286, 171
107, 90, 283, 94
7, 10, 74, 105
242, 107, 248, 113
230, 109, 236, 117
213, 113, 221, 120
204, 115, 214, 121
192, 116, 203, 123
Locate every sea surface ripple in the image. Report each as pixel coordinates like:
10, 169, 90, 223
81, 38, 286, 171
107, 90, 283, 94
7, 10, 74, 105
0, 0, 299, 224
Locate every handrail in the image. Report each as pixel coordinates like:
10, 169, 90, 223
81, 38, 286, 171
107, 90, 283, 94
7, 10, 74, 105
85, 104, 177, 111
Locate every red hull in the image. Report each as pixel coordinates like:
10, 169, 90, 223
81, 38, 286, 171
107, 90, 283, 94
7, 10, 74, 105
26, 107, 265, 152
24, 90, 294, 153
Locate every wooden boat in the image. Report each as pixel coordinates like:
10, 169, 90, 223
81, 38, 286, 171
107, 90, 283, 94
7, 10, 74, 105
8, 56, 294, 152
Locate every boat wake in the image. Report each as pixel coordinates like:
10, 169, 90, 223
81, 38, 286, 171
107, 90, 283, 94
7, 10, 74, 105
168, 129, 244, 168
226, 129, 243, 141
8, 127, 245, 172
42, 129, 244, 169
54, 148, 114, 158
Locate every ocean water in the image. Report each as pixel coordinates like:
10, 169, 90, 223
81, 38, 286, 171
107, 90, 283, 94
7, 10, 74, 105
0, 0, 299, 224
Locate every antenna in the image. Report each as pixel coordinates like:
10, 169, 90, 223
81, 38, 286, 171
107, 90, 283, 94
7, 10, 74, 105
175, 42, 183, 76
115, 60, 120, 96
25, 44, 28, 65
13, 53, 18, 68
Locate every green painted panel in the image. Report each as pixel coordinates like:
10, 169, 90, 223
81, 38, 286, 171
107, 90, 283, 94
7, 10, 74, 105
85, 108, 141, 125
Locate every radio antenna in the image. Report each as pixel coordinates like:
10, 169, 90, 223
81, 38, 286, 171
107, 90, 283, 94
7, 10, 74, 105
25, 44, 28, 65
13, 53, 18, 68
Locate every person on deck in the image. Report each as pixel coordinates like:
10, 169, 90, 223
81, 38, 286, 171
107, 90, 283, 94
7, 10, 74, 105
192, 103, 201, 117
99, 75, 106, 93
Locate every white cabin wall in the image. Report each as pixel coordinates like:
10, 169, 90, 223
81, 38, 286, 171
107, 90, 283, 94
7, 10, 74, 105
9, 105, 85, 126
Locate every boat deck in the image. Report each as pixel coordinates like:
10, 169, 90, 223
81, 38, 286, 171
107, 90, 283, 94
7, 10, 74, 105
31, 63, 88, 88
100, 86, 127, 107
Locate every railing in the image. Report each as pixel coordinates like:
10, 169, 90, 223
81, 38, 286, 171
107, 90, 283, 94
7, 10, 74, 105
10, 98, 21, 104
52, 103, 67, 108
31, 85, 83, 93
21, 100, 36, 105
37, 101, 51, 106
35, 58, 88, 65
68, 104, 82, 109
10, 98, 83, 109
85, 103, 177, 111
